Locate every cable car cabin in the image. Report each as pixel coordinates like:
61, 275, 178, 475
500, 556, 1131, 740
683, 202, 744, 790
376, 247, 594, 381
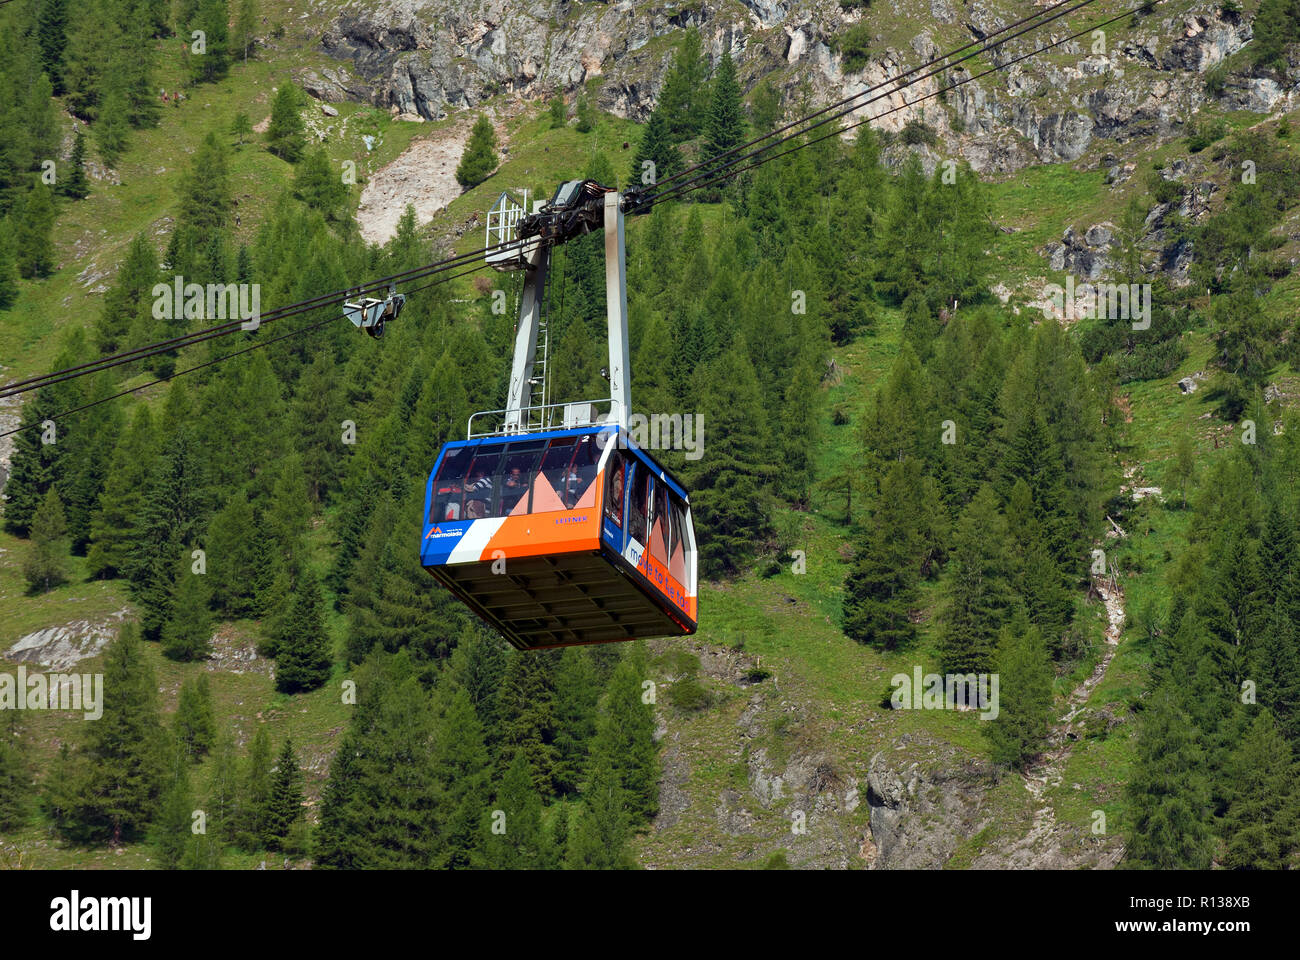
421, 426, 698, 651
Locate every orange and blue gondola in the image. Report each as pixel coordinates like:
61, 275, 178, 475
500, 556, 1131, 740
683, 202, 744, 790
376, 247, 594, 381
421, 424, 698, 650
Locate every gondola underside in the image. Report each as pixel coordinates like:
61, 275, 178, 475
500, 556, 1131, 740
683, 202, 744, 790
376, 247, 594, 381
425, 549, 695, 651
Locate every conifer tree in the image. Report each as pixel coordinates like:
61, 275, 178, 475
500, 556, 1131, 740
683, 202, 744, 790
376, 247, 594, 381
264, 451, 311, 561
162, 552, 213, 661
181, 823, 224, 869
552, 647, 600, 795
345, 491, 465, 675
629, 107, 681, 188
40, 743, 78, 836
1125, 687, 1214, 869
37, 0, 71, 93
95, 86, 130, 165
984, 618, 1054, 768
234, 0, 259, 63
314, 732, 367, 869
174, 674, 216, 761
58, 392, 122, 556
4, 375, 79, 532
548, 94, 566, 128
153, 760, 193, 869
24, 485, 68, 593
704, 51, 745, 163
1260, 499, 1297, 594
843, 460, 920, 650
295, 145, 347, 219
455, 115, 499, 188
205, 492, 259, 617
263, 738, 303, 850
178, 0, 202, 34
274, 570, 333, 693
16, 181, 56, 278
1221, 710, 1299, 869
26, 67, 60, 168
1005, 479, 1073, 648
59, 128, 90, 199
1196, 526, 1266, 663
444, 629, 508, 755
190, 0, 230, 83
0, 222, 20, 310
87, 405, 158, 577
657, 29, 708, 143
255, 551, 294, 660
317, 652, 443, 868
49, 624, 169, 845
0, 715, 31, 832
485, 752, 552, 869
590, 650, 658, 822
1253, 601, 1300, 744
901, 289, 939, 359
171, 131, 232, 281
127, 429, 209, 642
939, 485, 1013, 675
778, 344, 823, 506
95, 232, 158, 352
687, 335, 773, 577
496, 651, 559, 796
430, 685, 491, 869
106, 10, 161, 131
229, 112, 253, 147
748, 79, 782, 133
204, 735, 240, 843
239, 724, 272, 847
265, 83, 305, 162
565, 751, 634, 870
61, 2, 111, 120
295, 352, 346, 503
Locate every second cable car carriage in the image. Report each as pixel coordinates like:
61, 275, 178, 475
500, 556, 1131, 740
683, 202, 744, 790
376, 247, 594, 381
419, 182, 698, 650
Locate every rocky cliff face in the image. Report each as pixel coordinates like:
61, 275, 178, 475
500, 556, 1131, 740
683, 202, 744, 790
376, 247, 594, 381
311, 1, 1297, 172
864, 737, 1123, 869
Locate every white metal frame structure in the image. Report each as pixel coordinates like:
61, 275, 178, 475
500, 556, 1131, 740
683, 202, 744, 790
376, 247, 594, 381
474, 186, 632, 438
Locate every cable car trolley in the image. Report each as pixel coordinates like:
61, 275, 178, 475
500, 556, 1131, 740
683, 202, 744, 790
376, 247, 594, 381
418, 182, 698, 650
344, 289, 405, 338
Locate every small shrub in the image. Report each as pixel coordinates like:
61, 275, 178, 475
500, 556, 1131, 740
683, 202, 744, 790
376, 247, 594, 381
1145, 170, 1184, 205
575, 95, 596, 133
1186, 118, 1227, 152
1204, 63, 1228, 97
835, 22, 873, 72
663, 648, 701, 676
900, 119, 937, 146
668, 673, 711, 711
762, 850, 791, 869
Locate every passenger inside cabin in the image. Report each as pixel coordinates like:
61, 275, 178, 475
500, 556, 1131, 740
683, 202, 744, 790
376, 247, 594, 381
564, 465, 583, 508
605, 461, 624, 524
501, 465, 527, 513
463, 469, 493, 519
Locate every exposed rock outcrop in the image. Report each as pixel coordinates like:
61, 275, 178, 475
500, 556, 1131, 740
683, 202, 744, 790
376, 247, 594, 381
5, 609, 132, 671
315, 2, 1297, 173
